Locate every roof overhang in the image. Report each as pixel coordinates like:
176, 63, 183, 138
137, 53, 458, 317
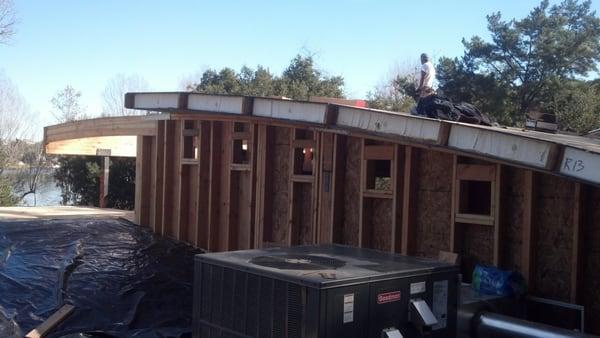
44, 116, 156, 157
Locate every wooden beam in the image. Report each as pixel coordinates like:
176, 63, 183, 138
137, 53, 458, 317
25, 304, 74, 338
401, 146, 417, 255
196, 121, 211, 249
456, 164, 496, 181
207, 122, 222, 251
493, 164, 502, 266
450, 154, 458, 252
154, 121, 165, 235
358, 139, 366, 247
161, 121, 176, 237
391, 144, 400, 252
317, 132, 335, 243
521, 170, 536, 290
254, 124, 267, 248
570, 182, 584, 303
363, 145, 395, 160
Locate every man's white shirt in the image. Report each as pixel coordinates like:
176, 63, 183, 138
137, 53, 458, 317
421, 61, 435, 88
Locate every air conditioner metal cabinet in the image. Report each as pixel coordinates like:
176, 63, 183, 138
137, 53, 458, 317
193, 244, 459, 338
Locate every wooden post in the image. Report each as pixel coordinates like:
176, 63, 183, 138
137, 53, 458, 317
522, 170, 535, 290
450, 154, 458, 252
492, 164, 502, 266
570, 183, 583, 303
401, 146, 416, 255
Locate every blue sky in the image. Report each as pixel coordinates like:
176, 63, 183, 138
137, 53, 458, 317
1, 0, 598, 139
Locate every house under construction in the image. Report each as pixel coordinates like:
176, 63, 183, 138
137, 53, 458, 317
44, 92, 600, 334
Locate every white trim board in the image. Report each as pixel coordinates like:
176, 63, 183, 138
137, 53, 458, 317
336, 106, 442, 143
252, 98, 328, 124
448, 124, 554, 169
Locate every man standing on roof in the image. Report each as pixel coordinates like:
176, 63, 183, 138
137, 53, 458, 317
417, 53, 435, 98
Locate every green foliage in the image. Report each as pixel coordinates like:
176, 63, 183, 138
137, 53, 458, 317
367, 75, 416, 112
437, 0, 600, 125
544, 81, 600, 133
54, 156, 100, 206
106, 157, 135, 210
53, 156, 136, 209
0, 176, 17, 206
193, 55, 344, 100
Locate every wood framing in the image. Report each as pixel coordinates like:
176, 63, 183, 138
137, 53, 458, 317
43, 93, 600, 332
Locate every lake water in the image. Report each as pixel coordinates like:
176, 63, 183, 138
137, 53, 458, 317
2, 169, 63, 206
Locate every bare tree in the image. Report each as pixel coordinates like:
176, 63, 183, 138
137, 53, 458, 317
0, 0, 16, 44
0, 72, 32, 174
51, 85, 86, 122
101, 73, 149, 116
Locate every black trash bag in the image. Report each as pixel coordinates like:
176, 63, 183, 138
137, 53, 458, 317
416, 95, 493, 126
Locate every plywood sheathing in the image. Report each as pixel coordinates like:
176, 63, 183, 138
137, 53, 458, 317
533, 173, 575, 302
414, 149, 452, 258
342, 136, 362, 246
362, 198, 393, 251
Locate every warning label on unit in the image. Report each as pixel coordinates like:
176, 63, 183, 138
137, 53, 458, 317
432, 280, 448, 330
410, 281, 426, 295
343, 294, 354, 323
377, 291, 401, 304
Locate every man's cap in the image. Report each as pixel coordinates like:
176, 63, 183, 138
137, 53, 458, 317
421, 53, 429, 60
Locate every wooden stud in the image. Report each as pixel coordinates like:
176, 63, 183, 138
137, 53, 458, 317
207, 121, 222, 251
570, 183, 584, 303
358, 139, 366, 247
196, 121, 211, 249
492, 164, 502, 266
154, 121, 165, 235
521, 170, 535, 290
161, 121, 176, 238
390, 144, 400, 252
401, 146, 417, 255
254, 124, 267, 248
450, 154, 458, 252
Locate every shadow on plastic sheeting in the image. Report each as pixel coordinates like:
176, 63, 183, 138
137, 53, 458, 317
0, 218, 202, 338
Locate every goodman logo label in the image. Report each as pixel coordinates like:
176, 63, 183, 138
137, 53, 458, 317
377, 291, 401, 304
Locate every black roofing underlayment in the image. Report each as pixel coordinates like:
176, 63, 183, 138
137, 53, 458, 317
0, 218, 201, 338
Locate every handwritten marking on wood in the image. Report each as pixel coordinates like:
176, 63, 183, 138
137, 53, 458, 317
560, 147, 600, 184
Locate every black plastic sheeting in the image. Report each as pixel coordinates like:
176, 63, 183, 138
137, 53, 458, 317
0, 218, 202, 337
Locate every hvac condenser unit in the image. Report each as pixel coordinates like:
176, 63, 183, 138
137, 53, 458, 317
193, 244, 459, 338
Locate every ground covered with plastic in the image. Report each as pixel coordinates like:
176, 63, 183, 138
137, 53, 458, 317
0, 218, 201, 337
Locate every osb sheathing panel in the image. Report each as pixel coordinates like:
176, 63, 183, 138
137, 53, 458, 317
582, 185, 600, 334
459, 223, 494, 281
342, 136, 361, 246
364, 198, 393, 251
292, 182, 313, 245
533, 173, 574, 302
414, 149, 452, 258
268, 127, 291, 244
499, 165, 525, 271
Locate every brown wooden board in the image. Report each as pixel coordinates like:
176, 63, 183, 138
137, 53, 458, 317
267, 126, 291, 244
498, 166, 526, 271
